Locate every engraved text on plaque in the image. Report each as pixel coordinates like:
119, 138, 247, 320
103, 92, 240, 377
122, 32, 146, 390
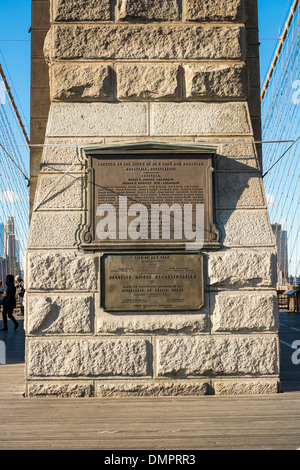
101, 253, 204, 311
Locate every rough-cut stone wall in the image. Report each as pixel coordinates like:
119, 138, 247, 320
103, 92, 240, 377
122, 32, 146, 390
26, 0, 280, 397
30, 0, 50, 217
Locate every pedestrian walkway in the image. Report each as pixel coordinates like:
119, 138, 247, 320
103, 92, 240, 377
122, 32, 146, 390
1, 314, 300, 450
0, 320, 25, 364
279, 311, 300, 392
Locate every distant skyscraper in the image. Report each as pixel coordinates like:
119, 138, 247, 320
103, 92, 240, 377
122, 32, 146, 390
0, 216, 21, 279
272, 223, 289, 284
4, 216, 15, 256
0, 223, 4, 257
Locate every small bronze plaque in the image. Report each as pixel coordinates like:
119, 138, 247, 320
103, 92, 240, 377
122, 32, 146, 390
101, 253, 204, 311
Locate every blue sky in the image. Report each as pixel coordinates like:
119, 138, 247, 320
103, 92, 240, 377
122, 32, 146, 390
258, 0, 296, 86
0, 0, 31, 135
0, 0, 295, 138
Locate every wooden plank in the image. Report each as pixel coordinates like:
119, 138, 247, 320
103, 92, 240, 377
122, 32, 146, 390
0, 370, 300, 450
0, 314, 300, 450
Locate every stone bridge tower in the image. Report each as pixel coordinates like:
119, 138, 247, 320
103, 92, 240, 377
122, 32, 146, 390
26, 0, 280, 397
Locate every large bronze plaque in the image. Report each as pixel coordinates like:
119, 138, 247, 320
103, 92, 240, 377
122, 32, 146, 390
81, 144, 219, 249
101, 253, 204, 311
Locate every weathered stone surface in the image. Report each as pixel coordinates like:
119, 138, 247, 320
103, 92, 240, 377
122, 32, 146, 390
30, 119, 47, 148
248, 87, 261, 117
30, 148, 44, 177
215, 173, 266, 209
216, 210, 275, 247
32, 0, 50, 29
193, 137, 260, 170
28, 212, 82, 248
51, 63, 113, 101
207, 250, 277, 287
185, 0, 244, 21
185, 64, 246, 99
246, 31, 260, 59
157, 335, 279, 377
34, 174, 82, 210
44, 25, 245, 61
27, 382, 94, 397
46, 102, 254, 140
150, 102, 251, 136
117, 64, 180, 101
27, 338, 150, 377
211, 291, 279, 332
97, 305, 209, 334
213, 379, 279, 395
251, 110, 263, 141
53, 0, 112, 21
40, 137, 104, 172
96, 380, 210, 397
31, 88, 50, 118
215, 140, 260, 171
32, 29, 49, 59
46, 103, 149, 137
117, 0, 180, 21
27, 252, 98, 291
27, 295, 93, 334
41, 138, 80, 169
245, 0, 259, 28
31, 59, 49, 89
247, 58, 260, 89
104, 136, 196, 146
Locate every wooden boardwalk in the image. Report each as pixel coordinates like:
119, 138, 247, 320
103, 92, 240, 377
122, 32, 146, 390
1, 314, 300, 450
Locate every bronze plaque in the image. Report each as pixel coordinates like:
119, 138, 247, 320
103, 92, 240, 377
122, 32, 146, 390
101, 253, 204, 311
81, 145, 219, 249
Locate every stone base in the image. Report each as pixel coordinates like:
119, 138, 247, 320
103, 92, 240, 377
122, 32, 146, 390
25, 328, 280, 397
26, 378, 280, 398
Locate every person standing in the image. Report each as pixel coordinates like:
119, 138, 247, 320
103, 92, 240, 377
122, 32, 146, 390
0, 281, 4, 312
0, 274, 19, 331
0, 281, 3, 310
0, 280, 4, 297
15, 275, 25, 316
